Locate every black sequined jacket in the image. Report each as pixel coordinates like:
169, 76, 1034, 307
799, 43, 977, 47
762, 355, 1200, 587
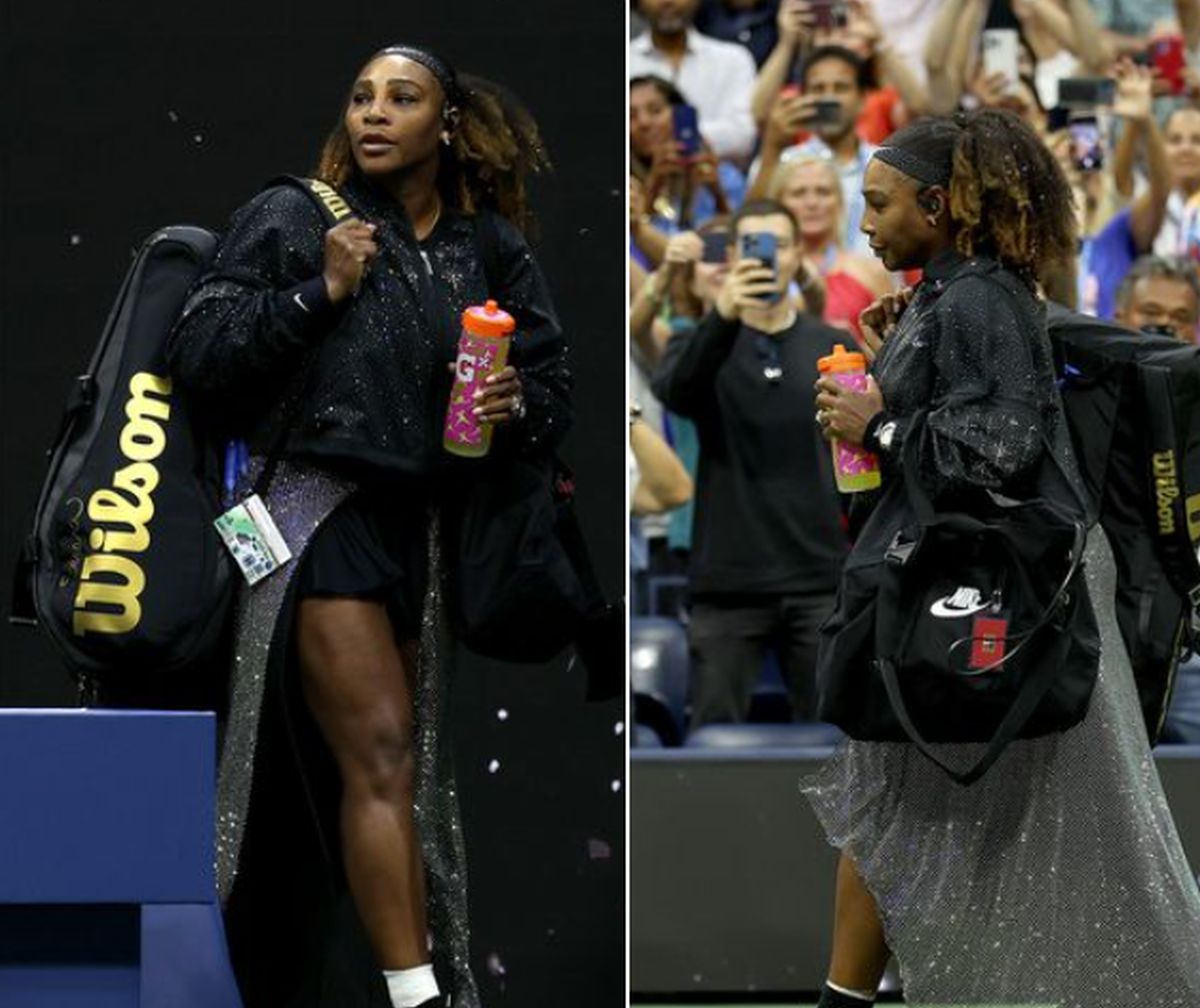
167, 174, 572, 482
850, 249, 1084, 564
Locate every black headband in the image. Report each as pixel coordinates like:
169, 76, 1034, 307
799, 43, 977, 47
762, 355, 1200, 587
380, 45, 463, 106
872, 145, 952, 187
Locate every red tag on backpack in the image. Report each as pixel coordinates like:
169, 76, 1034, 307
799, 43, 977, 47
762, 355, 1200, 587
969, 616, 1009, 670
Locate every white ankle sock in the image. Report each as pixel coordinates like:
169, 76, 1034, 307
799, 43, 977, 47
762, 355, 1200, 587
826, 978, 877, 1001
383, 964, 439, 1008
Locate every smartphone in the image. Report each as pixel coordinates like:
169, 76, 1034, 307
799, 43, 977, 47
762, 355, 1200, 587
809, 0, 848, 30
740, 232, 778, 301
1058, 77, 1116, 107
807, 100, 843, 126
701, 231, 731, 264
1069, 115, 1104, 173
981, 29, 1019, 94
672, 103, 702, 158
1150, 35, 1186, 96
1046, 105, 1072, 134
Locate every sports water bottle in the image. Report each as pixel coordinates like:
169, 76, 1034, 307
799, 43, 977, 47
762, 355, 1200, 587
443, 299, 516, 458
817, 344, 882, 493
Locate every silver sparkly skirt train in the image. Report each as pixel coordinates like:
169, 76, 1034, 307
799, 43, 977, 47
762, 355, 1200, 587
214, 459, 479, 1007
802, 530, 1200, 1006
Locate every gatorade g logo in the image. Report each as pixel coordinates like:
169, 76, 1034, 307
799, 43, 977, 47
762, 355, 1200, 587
455, 351, 478, 386
1152, 450, 1180, 536
71, 372, 172, 637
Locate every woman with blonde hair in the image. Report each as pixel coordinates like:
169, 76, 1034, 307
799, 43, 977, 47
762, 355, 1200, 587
770, 153, 891, 342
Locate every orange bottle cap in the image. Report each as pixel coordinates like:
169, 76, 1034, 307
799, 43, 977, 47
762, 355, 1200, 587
817, 344, 867, 374
463, 299, 516, 338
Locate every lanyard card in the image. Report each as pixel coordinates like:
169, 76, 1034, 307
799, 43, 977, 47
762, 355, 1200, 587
214, 493, 293, 585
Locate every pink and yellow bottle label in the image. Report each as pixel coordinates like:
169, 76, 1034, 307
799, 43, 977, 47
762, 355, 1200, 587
444, 333, 509, 456
830, 372, 881, 493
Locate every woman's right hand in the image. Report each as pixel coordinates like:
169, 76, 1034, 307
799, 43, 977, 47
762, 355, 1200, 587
322, 219, 379, 303
859, 286, 913, 361
664, 231, 703, 269
777, 0, 814, 47
645, 140, 686, 203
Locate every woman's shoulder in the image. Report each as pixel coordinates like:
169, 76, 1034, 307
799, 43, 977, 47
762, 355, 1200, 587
214, 180, 329, 270
231, 181, 329, 230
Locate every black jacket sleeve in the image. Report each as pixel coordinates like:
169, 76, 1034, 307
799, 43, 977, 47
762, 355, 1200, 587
894, 275, 1048, 495
650, 308, 741, 418
492, 216, 573, 455
166, 185, 344, 408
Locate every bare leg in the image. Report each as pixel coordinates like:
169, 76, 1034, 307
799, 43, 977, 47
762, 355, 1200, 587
827, 850, 891, 993
297, 597, 428, 968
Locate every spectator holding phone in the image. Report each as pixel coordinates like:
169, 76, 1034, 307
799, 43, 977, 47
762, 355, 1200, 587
630, 0, 759, 162
751, 1, 931, 145
749, 45, 878, 253
631, 75, 745, 235
1070, 60, 1172, 317
768, 154, 892, 341
652, 199, 849, 731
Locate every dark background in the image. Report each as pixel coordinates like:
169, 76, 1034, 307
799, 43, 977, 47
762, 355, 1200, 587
0, 3, 625, 1007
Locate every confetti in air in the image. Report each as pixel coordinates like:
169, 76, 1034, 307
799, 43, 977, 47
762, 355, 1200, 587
487, 759, 500, 774
587, 838, 611, 860
486, 952, 507, 977
614, 721, 624, 736
193, 134, 203, 144
610, 779, 622, 793
69, 235, 81, 246
167, 110, 179, 123
496, 708, 509, 721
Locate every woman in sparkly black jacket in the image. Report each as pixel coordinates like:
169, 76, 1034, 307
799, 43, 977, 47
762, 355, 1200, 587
167, 46, 568, 1008
807, 111, 1200, 1008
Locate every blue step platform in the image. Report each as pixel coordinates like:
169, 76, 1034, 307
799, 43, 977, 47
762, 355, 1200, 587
0, 709, 243, 1008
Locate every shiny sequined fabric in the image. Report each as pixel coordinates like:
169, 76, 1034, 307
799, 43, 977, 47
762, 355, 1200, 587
171, 173, 566, 1008
802, 530, 1200, 1005
168, 173, 571, 473
215, 458, 479, 1007
804, 252, 1200, 1003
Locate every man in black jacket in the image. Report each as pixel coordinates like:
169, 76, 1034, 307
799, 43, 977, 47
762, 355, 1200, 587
652, 198, 850, 730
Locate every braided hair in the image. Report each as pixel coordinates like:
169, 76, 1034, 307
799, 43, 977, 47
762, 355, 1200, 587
875, 109, 1076, 284
314, 49, 550, 235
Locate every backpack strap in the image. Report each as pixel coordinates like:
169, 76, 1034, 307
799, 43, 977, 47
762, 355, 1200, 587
248, 177, 355, 498
1139, 364, 1200, 612
264, 175, 357, 227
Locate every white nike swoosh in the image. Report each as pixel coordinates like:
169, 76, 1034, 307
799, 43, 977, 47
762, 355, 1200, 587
293, 292, 310, 313
929, 598, 991, 619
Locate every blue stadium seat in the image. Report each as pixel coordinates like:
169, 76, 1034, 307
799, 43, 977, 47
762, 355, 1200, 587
684, 721, 845, 749
635, 723, 664, 748
631, 616, 690, 746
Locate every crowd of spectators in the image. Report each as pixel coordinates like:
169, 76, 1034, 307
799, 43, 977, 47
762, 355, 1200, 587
629, 0, 1200, 745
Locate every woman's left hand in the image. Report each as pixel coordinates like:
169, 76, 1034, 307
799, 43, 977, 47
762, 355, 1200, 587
474, 365, 525, 425
814, 374, 883, 446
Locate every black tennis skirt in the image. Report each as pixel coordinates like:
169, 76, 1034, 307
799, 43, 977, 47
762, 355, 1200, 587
295, 485, 429, 641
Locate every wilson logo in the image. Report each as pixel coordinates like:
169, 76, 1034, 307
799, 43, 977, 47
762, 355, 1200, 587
71, 372, 172, 637
306, 179, 354, 222
1152, 451, 1180, 537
